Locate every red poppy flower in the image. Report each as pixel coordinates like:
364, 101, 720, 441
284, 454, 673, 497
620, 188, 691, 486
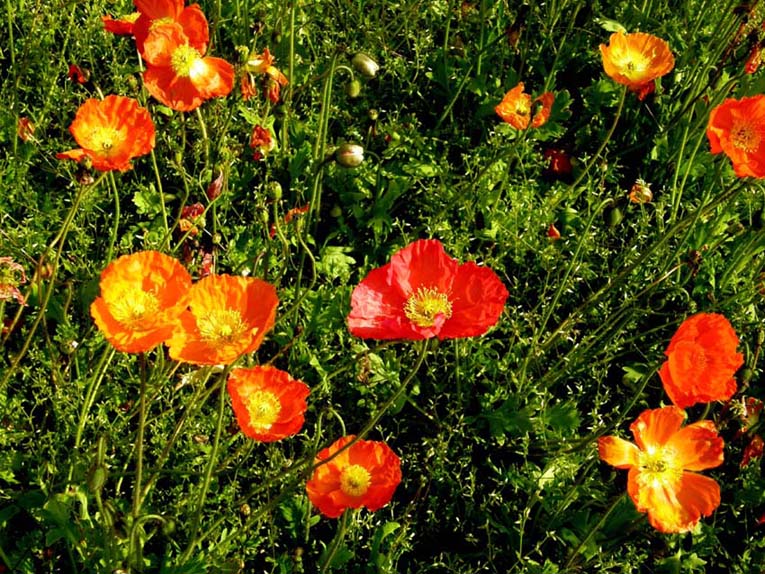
56, 95, 155, 172
102, 12, 139, 35
246, 48, 289, 103
17, 117, 35, 142
543, 148, 572, 176
348, 239, 508, 340
707, 95, 765, 178
90, 251, 192, 353
227, 366, 310, 442
600, 32, 674, 95
598, 406, 723, 533
306, 435, 402, 518
240, 74, 257, 101
495, 82, 554, 130
166, 274, 278, 365
658, 313, 744, 409
742, 434, 764, 467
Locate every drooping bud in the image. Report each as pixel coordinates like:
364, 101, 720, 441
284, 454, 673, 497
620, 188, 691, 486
346, 79, 362, 98
351, 53, 379, 78
335, 143, 365, 168
628, 179, 653, 204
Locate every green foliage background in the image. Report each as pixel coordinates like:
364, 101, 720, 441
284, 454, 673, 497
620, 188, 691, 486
3, 0, 765, 572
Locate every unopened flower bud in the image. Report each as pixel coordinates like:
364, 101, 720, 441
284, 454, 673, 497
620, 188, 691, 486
346, 79, 362, 98
352, 53, 379, 78
267, 181, 283, 200
335, 143, 365, 168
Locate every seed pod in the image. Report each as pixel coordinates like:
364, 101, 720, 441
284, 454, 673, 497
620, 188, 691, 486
87, 464, 107, 493
352, 53, 379, 78
335, 143, 364, 168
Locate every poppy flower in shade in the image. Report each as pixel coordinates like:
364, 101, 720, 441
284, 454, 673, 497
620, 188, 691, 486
706, 95, 765, 178
102, 12, 140, 35
658, 313, 744, 409
250, 125, 276, 160
348, 239, 509, 340
598, 406, 724, 533
600, 32, 674, 95
90, 251, 192, 353
67, 64, 89, 84
166, 274, 278, 365
140, 18, 234, 112
495, 82, 554, 130
227, 366, 310, 442
57, 95, 155, 172
306, 435, 402, 518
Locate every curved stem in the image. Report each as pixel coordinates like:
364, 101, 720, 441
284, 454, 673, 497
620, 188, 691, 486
106, 172, 121, 263
74, 347, 117, 449
320, 510, 350, 572
563, 494, 626, 569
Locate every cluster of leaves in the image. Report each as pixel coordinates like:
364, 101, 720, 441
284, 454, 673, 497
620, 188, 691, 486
3, 0, 765, 572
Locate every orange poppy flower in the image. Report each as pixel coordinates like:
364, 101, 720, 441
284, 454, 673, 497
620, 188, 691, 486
227, 366, 310, 442
132, 0, 208, 57
706, 95, 765, 178
57, 95, 155, 172
306, 435, 402, 518
600, 32, 674, 95
90, 251, 192, 353
658, 313, 744, 409
495, 82, 554, 130
348, 239, 509, 340
102, 12, 140, 35
166, 274, 278, 365
140, 17, 234, 112
598, 406, 723, 533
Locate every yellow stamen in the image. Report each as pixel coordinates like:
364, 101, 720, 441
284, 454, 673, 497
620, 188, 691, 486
197, 309, 248, 345
637, 446, 682, 487
340, 464, 371, 497
110, 289, 159, 326
731, 120, 761, 152
404, 287, 452, 328
245, 390, 281, 429
90, 127, 121, 154
171, 44, 203, 77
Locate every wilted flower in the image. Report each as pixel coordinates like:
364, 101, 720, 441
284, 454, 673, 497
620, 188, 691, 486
543, 148, 572, 176
629, 179, 653, 203
246, 48, 289, 103
742, 435, 764, 467
306, 435, 401, 518
90, 251, 192, 353
600, 32, 674, 96
707, 95, 765, 178
598, 406, 723, 533
178, 202, 205, 236
240, 74, 257, 101
547, 223, 561, 240
166, 274, 278, 365
68, 64, 89, 84
250, 125, 276, 160
658, 313, 744, 409
495, 82, 554, 130
206, 170, 224, 200
227, 366, 310, 442
745, 45, 762, 75
0, 257, 28, 305
57, 95, 155, 172
17, 117, 35, 142
348, 239, 509, 340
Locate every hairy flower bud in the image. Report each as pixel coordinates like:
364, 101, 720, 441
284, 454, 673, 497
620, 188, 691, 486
335, 143, 365, 168
352, 53, 379, 78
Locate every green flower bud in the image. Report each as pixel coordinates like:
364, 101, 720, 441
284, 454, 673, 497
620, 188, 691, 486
351, 53, 379, 78
335, 143, 365, 168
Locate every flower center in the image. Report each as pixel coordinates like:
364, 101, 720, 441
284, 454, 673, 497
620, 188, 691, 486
245, 390, 281, 429
171, 44, 202, 77
339, 464, 371, 497
196, 309, 248, 345
404, 287, 452, 328
90, 127, 121, 154
638, 446, 682, 486
731, 120, 761, 152
110, 289, 160, 326
619, 52, 649, 81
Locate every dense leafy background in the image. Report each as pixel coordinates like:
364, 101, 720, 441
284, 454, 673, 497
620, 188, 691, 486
3, 0, 765, 572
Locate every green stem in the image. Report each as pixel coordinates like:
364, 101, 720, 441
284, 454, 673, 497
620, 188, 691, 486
180, 375, 228, 562
149, 149, 170, 246
564, 494, 626, 570
74, 347, 117, 449
132, 353, 149, 519
320, 510, 350, 572
106, 172, 121, 263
